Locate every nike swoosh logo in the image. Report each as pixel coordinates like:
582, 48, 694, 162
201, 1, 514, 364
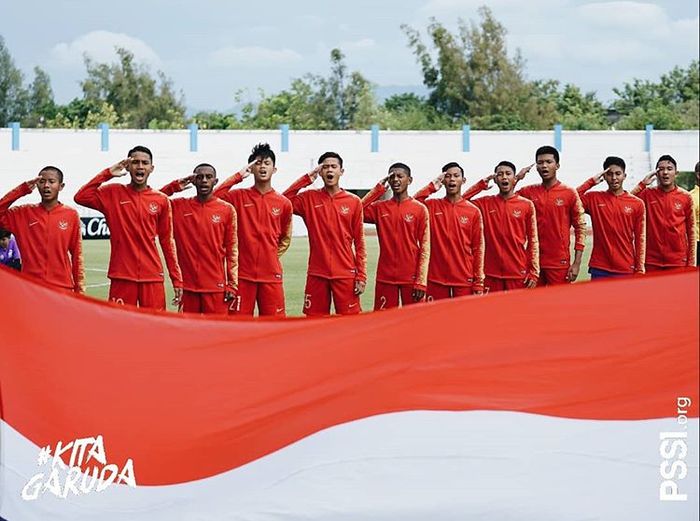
314, 204, 324, 208
244, 203, 254, 207
184, 213, 193, 217
29, 221, 39, 227
275, 308, 284, 313
489, 210, 496, 213
348, 303, 357, 308
119, 201, 132, 205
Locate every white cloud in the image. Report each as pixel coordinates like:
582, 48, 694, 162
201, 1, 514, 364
207, 46, 303, 67
340, 38, 376, 50
576, 1, 667, 29
50, 31, 162, 68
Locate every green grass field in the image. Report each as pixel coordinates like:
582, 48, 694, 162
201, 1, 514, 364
83, 235, 593, 315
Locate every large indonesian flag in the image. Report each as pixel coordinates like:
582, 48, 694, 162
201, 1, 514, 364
0, 267, 698, 520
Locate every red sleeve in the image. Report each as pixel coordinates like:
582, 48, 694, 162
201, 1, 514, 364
74, 169, 112, 212
283, 174, 314, 217
226, 206, 238, 291
684, 194, 697, 267
0, 182, 32, 230
526, 201, 540, 281
361, 183, 386, 223
278, 202, 293, 257
414, 183, 438, 203
69, 210, 85, 293
634, 202, 646, 274
462, 179, 488, 200
159, 180, 183, 197
157, 199, 183, 288
576, 178, 598, 213
472, 208, 485, 292
353, 200, 367, 283
570, 189, 586, 252
630, 182, 646, 196
414, 204, 430, 291
213, 172, 244, 198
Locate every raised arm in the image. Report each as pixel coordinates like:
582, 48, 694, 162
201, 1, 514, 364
361, 178, 388, 223
213, 161, 254, 197
159, 175, 194, 197
414, 173, 443, 203
631, 170, 657, 196
74, 160, 129, 211
0, 178, 36, 229
283, 166, 320, 216
462, 176, 492, 201
513, 163, 535, 188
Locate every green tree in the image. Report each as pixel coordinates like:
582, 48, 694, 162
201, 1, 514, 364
613, 61, 699, 129
530, 80, 607, 130
81, 48, 186, 128
23, 67, 56, 127
0, 36, 28, 126
402, 7, 555, 129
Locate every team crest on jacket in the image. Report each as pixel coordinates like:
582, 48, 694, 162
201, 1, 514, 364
211, 214, 222, 224
623, 206, 633, 214
58, 220, 68, 231
404, 213, 415, 223
555, 198, 564, 206
674, 201, 683, 211
512, 209, 522, 218
340, 205, 350, 215
459, 215, 469, 225
148, 202, 159, 214
271, 207, 281, 216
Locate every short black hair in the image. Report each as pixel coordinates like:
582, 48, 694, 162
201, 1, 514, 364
441, 161, 464, 176
128, 145, 153, 162
603, 156, 626, 171
656, 154, 677, 168
535, 145, 559, 163
0, 228, 11, 240
248, 143, 276, 165
389, 162, 411, 177
318, 151, 343, 167
39, 165, 64, 183
494, 161, 516, 174
193, 163, 216, 175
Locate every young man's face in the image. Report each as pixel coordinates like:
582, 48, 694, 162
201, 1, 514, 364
656, 160, 677, 189
320, 157, 343, 189
536, 154, 559, 182
37, 169, 64, 204
127, 151, 154, 188
494, 165, 516, 194
604, 164, 626, 192
389, 167, 411, 196
442, 166, 464, 196
251, 156, 276, 183
0, 237, 9, 250
193, 166, 217, 197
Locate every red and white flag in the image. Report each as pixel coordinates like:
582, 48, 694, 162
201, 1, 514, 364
0, 267, 697, 520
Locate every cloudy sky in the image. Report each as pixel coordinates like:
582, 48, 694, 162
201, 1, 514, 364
1, 0, 698, 112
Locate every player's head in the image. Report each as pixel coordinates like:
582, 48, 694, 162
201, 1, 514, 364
248, 143, 277, 183
0, 228, 10, 250
192, 163, 218, 198
494, 161, 516, 195
388, 162, 412, 196
441, 161, 464, 196
602, 156, 626, 192
318, 152, 344, 189
655, 154, 677, 189
535, 145, 560, 182
127, 145, 154, 189
37, 166, 64, 203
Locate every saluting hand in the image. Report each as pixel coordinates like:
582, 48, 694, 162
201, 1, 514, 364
109, 159, 130, 177
177, 175, 196, 190
593, 168, 610, 185
25, 176, 41, 191
515, 163, 535, 182
483, 173, 496, 189
239, 160, 256, 179
307, 165, 322, 182
431, 173, 445, 190
641, 169, 657, 186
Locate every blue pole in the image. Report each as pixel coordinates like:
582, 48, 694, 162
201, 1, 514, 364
554, 124, 563, 152
371, 124, 379, 153
10, 122, 19, 151
99, 123, 109, 152
462, 124, 471, 152
645, 123, 653, 152
280, 124, 289, 152
189, 123, 198, 152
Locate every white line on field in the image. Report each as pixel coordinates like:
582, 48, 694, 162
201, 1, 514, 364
86, 283, 110, 288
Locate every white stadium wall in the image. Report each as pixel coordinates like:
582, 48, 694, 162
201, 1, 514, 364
0, 128, 697, 235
